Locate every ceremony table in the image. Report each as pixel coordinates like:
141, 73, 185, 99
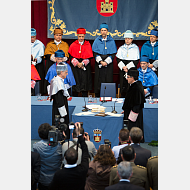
31, 96, 158, 149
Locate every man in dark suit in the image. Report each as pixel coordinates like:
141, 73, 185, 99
105, 161, 144, 190
129, 127, 151, 167
48, 122, 89, 190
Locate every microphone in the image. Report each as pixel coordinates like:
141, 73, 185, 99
82, 97, 89, 112
111, 98, 118, 114
101, 86, 107, 103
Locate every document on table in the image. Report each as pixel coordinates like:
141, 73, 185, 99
75, 112, 94, 116
105, 112, 123, 117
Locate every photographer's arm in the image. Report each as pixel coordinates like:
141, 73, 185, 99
75, 123, 89, 172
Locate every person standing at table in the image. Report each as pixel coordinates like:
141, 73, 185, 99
138, 55, 158, 98
49, 62, 70, 138
141, 29, 158, 75
68, 27, 93, 97
92, 23, 117, 97
116, 30, 140, 97
121, 68, 145, 131
45, 50, 76, 95
31, 28, 45, 95
44, 27, 69, 94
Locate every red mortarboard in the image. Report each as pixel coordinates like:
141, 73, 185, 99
77, 28, 86, 34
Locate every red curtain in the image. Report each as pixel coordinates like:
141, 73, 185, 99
31, 0, 146, 93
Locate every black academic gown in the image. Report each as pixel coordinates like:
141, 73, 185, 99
69, 56, 92, 93
50, 90, 70, 139
93, 52, 116, 94
43, 55, 54, 94
122, 81, 145, 131
116, 58, 139, 97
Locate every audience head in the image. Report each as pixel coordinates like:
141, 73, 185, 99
94, 144, 116, 166
119, 129, 129, 142
121, 146, 136, 161
129, 127, 143, 143
65, 148, 78, 165
117, 161, 133, 180
38, 123, 52, 140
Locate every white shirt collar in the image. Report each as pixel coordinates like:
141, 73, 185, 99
120, 179, 130, 182
102, 37, 107, 41
64, 164, 77, 168
79, 40, 84, 45
54, 40, 62, 45
151, 41, 156, 46
142, 68, 147, 73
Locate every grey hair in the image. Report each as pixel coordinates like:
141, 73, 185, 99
117, 161, 132, 179
56, 62, 68, 74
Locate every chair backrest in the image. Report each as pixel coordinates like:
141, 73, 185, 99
152, 85, 158, 98
100, 83, 116, 98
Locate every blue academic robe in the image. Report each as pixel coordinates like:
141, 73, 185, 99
138, 67, 158, 95
140, 41, 158, 61
45, 62, 76, 87
92, 35, 117, 93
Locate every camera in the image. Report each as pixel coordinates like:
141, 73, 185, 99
48, 115, 68, 146
104, 139, 111, 148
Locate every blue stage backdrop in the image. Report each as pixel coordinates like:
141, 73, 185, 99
47, 0, 158, 40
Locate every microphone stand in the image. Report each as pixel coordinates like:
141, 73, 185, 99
111, 98, 118, 114
101, 86, 107, 103
82, 97, 89, 112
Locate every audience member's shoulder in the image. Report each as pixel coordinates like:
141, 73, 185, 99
111, 165, 118, 171
148, 156, 158, 162
46, 39, 54, 46
136, 164, 147, 170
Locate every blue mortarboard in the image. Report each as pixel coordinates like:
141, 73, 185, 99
150, 29, 158, 37
140, 55, 149, 63
99, 23, 109, 30
31, 28, 36, 36
55, 50, 65, 58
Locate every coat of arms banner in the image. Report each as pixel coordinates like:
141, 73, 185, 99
47, 0, 158, 40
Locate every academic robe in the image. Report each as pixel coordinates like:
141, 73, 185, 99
122, 81, 145, 131
138, 67, 158, 97
45, 62, 76, 90
44, 40, 69, 94
116, 43, 140, 97
141, 41, 158, 75
31, 39, 45, 95
68, 40, 93, 93
49, 76, 70, 139
92, 35, 117, 94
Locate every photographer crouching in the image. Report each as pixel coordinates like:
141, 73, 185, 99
33, 123, 63, 190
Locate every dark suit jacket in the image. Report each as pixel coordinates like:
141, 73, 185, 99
48, 135, 89, 190
105, 181, 145, 190
131, 144, 151, 167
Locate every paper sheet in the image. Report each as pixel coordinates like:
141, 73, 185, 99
105, 112, 123, 117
